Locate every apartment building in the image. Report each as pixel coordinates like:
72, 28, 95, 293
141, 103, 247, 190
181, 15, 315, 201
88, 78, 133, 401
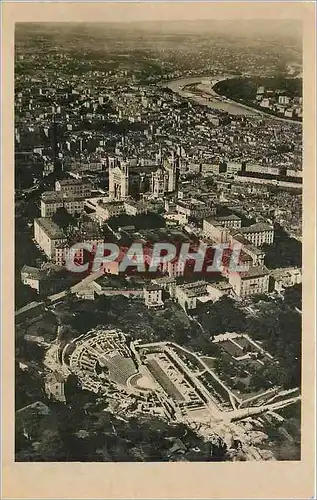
143, 285, 164, 309
21, 263, 70, 294
245, 164, 280, 176
229, 266, 269, 298
270, 267, 302, 293
234, 223, 274, 247
214, 214, 242, 229
34, 217, 67, 259
124, 200, 149, 216
21, 265, 44, 293
55, 242, 84, 267
206, 282, 233, 301
162, 258, 185, 278
176, 198, 216, 220
226, 161, 241, 175
41, 191, 85, 217
55, 179, 92, 198
230, 233, 265, 266
174, 281, 208, 310
203, 217, 231, 244
95, 201, 125, 224
68, 161, 103, 173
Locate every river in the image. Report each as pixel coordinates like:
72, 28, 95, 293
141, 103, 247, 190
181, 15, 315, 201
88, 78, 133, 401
162, 75, 258, 116
161, 75, 302, 123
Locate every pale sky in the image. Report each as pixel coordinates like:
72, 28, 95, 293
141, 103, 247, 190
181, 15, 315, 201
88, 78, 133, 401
10, 1, 306, 26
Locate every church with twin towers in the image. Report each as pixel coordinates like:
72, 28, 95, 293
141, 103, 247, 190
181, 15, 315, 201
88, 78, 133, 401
108, 152, 179, 200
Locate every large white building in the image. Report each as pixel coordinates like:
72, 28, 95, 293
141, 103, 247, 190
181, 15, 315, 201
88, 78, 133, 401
270, 267, 302, 293
176, 198, 216, 221
143, 285, 164, 309
68, 160, 103, 173
20, 264, 66, 294
245, 164, 280, 176
233, 223, 274, 247
230, 233, 266, 266
55, 179, 92, 198
229, 266, 269, 298
34, 217, 67, 259
214, 214, 242, 229
41, 191, 85, 217
55, 242, 84, 267
174, 281, 208, 310
124, 200, 148, 216
94, 201, 125, 224
202, 218, 231, 244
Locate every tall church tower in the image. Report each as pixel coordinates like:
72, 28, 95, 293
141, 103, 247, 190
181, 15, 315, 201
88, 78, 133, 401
151, 167, 168, 198
164, 156, 177, 193
120, 161, 130, 199
109, 160, 130, 200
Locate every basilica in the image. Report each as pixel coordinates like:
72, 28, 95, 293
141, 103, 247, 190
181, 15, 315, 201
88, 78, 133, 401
108, 155, 179, 201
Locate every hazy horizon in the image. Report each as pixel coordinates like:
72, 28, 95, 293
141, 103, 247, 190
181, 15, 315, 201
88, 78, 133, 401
16, 19, 302, 38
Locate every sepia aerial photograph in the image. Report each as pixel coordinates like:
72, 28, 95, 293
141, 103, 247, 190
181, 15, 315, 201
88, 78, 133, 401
14, 17, 303, 463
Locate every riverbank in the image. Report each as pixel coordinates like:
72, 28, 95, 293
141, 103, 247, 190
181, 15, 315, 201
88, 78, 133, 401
214, 77, 302, 124
161, 75, 302, 124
